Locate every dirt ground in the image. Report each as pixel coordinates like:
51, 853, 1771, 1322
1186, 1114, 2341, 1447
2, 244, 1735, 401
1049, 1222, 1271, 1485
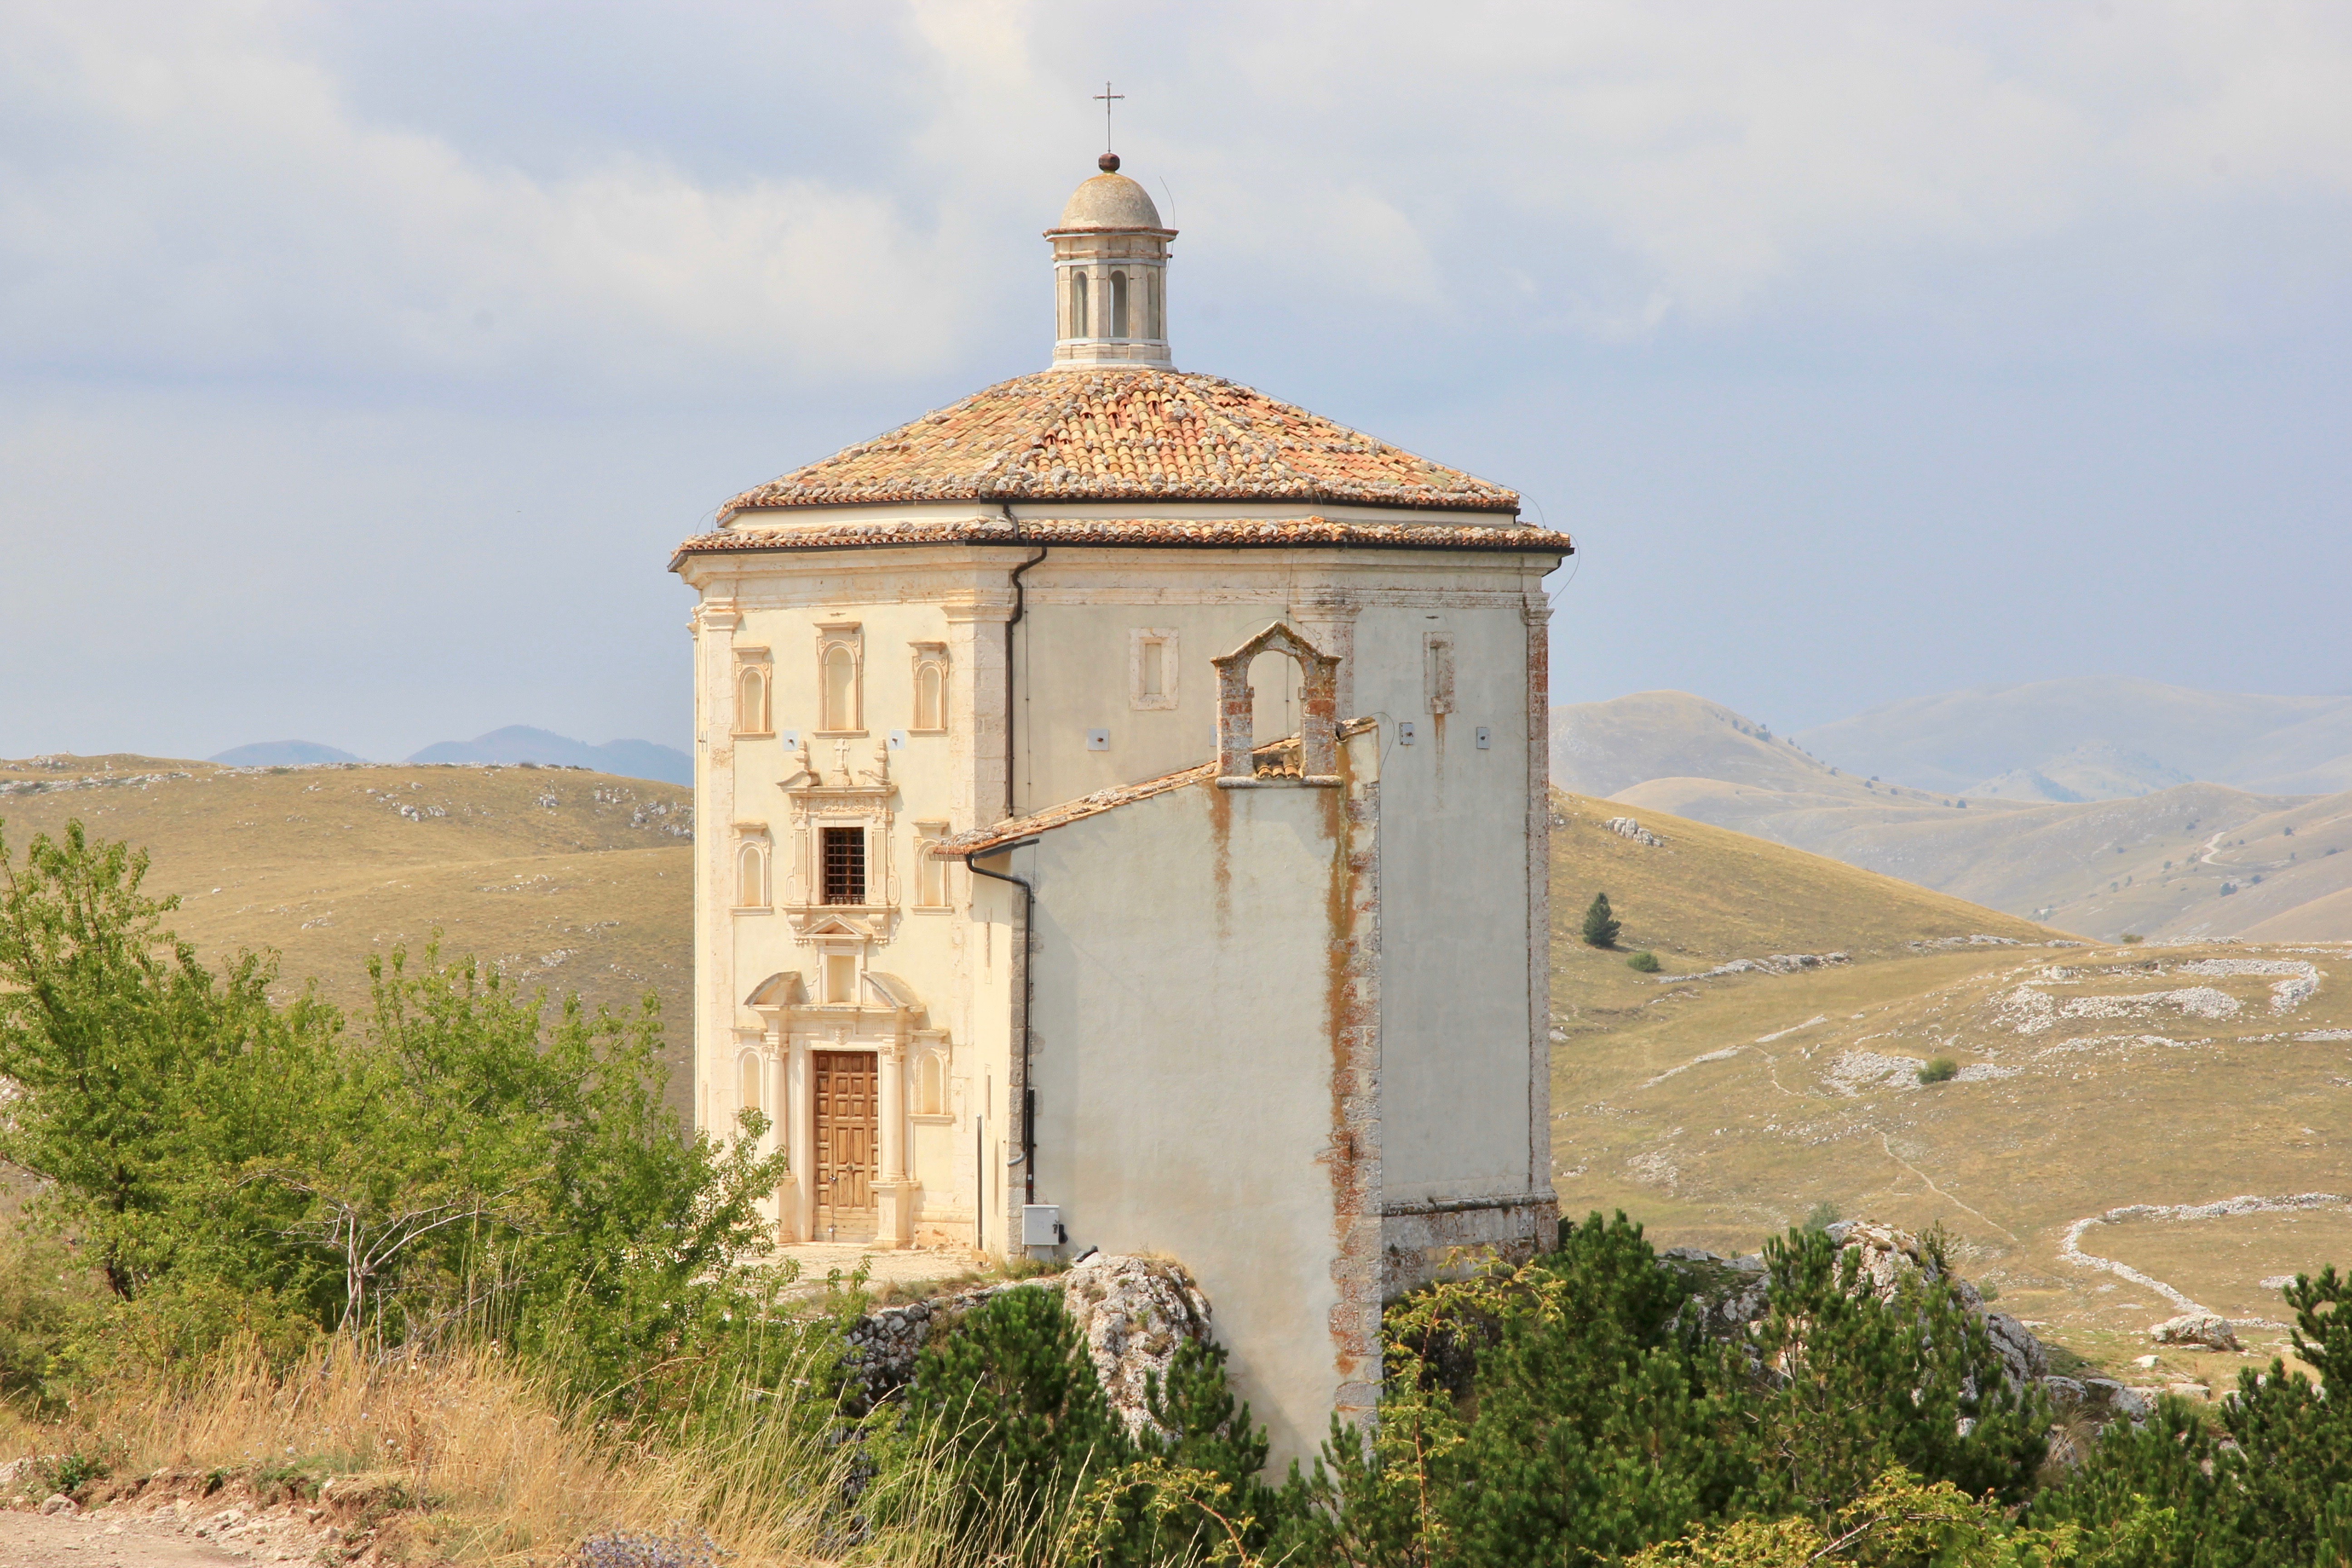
0, 1491, 352, 1566
0, 1507, 248, 1567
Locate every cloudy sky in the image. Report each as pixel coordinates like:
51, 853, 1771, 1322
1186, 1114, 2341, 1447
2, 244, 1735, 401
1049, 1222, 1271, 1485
3, 0, 2348, 761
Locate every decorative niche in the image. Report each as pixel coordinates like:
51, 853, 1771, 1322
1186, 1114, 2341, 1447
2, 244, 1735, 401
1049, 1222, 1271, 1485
815, 622, 863, 735
909, 643, 949, 733
733, 825, 771, 911
734, 648, 773, 736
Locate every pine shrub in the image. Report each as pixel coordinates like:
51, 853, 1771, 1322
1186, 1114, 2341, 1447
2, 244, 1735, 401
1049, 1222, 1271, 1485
1582, 892, 1622, 948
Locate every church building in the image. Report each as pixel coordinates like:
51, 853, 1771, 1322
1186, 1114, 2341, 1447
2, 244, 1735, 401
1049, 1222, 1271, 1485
670, 154, 1569, 1461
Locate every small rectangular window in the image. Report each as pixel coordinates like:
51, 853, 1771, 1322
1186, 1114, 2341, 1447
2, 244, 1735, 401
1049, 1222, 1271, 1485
1129, 627, 1178, 710
822, 826, 866, 905
1424, 633, 1455, 716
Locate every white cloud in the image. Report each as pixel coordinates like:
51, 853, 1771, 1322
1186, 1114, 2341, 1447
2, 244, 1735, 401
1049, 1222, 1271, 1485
1, 0, 2347, 396
0, 2, 972, 388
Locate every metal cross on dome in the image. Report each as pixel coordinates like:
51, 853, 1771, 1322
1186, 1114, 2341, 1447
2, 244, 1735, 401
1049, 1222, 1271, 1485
1094, 81, 1123, 151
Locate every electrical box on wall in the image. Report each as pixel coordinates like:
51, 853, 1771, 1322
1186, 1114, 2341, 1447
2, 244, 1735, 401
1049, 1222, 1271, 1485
1475, 726, 1491, 749
1398, 721, 1417, 745
1022, 1205, 1065, 1246
779, 730, 800, 749
1085, 729, 1110, 751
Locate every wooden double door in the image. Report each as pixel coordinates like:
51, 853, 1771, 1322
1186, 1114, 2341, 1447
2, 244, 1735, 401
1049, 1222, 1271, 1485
812, 1050, 878, 1241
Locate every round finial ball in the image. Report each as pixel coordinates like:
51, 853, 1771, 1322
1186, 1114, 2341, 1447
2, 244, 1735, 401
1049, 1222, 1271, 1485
1098, 152, 1121, 172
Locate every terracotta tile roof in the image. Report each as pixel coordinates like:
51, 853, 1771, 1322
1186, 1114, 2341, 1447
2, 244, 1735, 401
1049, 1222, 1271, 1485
935, 720, 1379, 856
670, 512, 1565, 567
719, 368, 1520, 515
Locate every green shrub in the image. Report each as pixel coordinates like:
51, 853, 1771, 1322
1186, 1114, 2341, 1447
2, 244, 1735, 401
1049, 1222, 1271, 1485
1803, 1200, 1841, 1234
1917, 1057, 1959, 1084
886, 1287, 1127, 1541
1299, 1212, 2048, 1566
0, 818, 797, 1416
1583, 892, 1622, 948
1626, 950, 1661, 973
35, 1453, 110, 1498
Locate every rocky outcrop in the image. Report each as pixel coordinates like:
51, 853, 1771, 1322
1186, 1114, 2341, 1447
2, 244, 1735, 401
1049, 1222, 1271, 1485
1828, 1221, 2050, 1387
841, 1254, 1216, 1435
1061, 1253, 1215, 1439
1658, 1221, 2149, 1447
2151, 1313, 2240, 1352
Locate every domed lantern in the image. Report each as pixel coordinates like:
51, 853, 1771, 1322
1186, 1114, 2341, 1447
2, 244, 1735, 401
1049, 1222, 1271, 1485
1047, 153, 1176, 372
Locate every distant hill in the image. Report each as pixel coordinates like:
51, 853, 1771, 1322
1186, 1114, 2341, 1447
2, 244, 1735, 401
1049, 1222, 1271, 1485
1961, 740, 2190, 804
406, 726, 691, 786
1551, 691, 2352, 940
1549, 691, 1850, 798
1790, 676, 2352, 797
1546, 789, 2352, 1381
0, 752, 695, 1115
209, 740, 369, 767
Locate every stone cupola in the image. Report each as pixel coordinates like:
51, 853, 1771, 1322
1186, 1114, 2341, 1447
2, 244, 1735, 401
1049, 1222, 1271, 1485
1047, 153, 1175, 372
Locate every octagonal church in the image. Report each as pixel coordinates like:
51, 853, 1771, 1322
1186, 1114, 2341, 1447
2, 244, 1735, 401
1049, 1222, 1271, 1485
670, 155, 1569, 1460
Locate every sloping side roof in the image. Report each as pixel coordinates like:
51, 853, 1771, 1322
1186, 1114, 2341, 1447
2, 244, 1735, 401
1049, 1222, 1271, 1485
719, 368, 1520, 515
936, 720, 1379, 857
671, 513, 1566, 567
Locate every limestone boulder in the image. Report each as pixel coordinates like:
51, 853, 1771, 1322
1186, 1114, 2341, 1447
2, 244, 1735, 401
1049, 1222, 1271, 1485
1062, 1253, 1215, 1439
2151, 1313, 2240, 1352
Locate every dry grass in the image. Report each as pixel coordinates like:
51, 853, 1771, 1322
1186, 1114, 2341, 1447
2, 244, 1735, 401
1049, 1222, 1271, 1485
32, 1339, 887, 1566
10, 1334, 1097, 1568
1546, 787, 2352, 1384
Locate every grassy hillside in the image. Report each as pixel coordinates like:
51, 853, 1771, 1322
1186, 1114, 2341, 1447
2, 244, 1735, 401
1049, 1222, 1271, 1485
1549, 789, 2352, 1382
0, 753, 695, 1112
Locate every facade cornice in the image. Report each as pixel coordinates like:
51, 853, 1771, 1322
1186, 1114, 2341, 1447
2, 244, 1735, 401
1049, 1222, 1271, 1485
671, 514, 1569, 572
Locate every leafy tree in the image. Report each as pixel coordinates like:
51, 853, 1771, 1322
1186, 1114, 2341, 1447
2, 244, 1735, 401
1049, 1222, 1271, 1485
0, 819, 795, 1408
1583, 892, 1622, 948
0, 820, 339, 1323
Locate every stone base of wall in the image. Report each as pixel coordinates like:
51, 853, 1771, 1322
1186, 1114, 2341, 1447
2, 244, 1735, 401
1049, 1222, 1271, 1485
1380, 1195, 1559, 1299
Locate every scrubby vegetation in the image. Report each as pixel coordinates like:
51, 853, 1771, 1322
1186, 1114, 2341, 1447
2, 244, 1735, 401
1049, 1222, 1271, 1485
5, 817, 2348, 1567
1916, 1056, 1959, 1085
1583, 890, 1622, 948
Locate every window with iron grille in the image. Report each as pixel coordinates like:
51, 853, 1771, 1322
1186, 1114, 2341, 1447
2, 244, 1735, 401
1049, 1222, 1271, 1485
821, 826, 866, 905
